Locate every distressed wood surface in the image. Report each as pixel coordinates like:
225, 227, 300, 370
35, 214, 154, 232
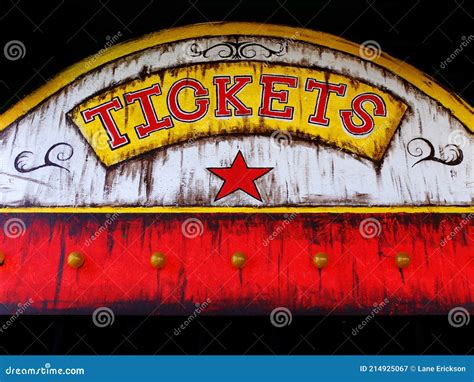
0, 213, 472, 314
0, 36, 472, 207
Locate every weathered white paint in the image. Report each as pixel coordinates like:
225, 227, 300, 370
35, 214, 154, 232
0, 36, 472, 207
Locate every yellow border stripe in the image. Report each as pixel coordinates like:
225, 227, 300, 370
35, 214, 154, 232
0, 206, 472, 214
0, 22, 472, 132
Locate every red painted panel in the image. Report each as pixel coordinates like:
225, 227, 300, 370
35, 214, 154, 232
0, 213, 472, 314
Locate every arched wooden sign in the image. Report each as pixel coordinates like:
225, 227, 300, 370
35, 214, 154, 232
0, 23, 472, 314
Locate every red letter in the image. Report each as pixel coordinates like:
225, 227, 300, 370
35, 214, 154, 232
258, 75, 298, 120
167, 79, 210, 122
124, 84, 173, 139
81, 97, 129, 149
305, 79, 346, 126
340, 93, 386, 136
214, 76, 252, 117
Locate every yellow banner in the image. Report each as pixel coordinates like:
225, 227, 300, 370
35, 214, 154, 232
69, 61, 407, 166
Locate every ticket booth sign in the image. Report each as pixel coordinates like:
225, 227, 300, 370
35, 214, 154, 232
0, 23, 472, 315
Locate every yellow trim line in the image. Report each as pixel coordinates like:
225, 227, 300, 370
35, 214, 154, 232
0, 206, 472, 214
0, 22, 472, 132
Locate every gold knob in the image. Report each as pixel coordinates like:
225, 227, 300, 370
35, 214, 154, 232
67, 251, 84, 269
0, 251, 4, 266
231, 252, 247, 269
150, 252, 167, 269
312, 252, 329, 269
395, 252, 411, 269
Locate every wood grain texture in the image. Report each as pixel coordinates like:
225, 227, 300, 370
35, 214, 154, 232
0, 36, 471, 207
0, 213, 472, 314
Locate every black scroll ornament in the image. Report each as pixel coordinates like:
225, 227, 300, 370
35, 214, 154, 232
14, 143, 74, 173
407, 138, 463, 167
188, 40, 287, 59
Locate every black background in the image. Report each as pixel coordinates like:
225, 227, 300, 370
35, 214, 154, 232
0, 0, 472, 355
1, 315, 472, 355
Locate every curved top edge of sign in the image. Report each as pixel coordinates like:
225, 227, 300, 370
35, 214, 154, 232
0, 22, 472, 132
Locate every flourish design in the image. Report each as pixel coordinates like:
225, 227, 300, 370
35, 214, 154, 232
14, 142, 74, 173
188, 40, 287, 59
407, 138, 463, 167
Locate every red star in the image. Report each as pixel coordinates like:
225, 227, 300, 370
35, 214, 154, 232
207, 151, 273, 202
